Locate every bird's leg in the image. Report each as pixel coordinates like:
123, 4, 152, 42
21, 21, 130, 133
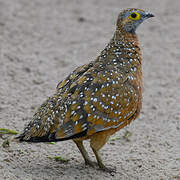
73, 140, 96, 167
91, 147, 116, 173
90, 131, 116, 173
91, 147, 105, 169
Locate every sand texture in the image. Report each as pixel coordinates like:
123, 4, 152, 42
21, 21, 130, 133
0, 0, 180, 179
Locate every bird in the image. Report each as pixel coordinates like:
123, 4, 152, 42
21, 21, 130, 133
16, 8, 154, 172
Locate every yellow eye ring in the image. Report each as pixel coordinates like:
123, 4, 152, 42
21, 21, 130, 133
129, 12, 141, 20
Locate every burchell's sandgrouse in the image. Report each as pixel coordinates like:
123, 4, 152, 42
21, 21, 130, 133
17, 8, 154, 172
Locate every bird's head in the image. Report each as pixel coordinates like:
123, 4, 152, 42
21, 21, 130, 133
117, 8, 154, 34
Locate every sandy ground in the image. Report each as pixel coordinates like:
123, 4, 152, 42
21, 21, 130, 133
0, 0, 180, 179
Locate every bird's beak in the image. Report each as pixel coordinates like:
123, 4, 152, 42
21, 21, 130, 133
144, 12, 155, 19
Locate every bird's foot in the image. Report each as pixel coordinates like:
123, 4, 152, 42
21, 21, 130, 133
99, 164, 116, 175
85, 159, 97, 167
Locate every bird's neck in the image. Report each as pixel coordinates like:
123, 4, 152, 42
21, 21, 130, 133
113, 28, 138, 44
95, 28, 142, 68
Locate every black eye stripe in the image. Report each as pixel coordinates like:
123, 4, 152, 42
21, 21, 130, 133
131, 13, 137, 18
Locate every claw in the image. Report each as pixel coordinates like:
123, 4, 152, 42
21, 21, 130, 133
99, 165, 116, 175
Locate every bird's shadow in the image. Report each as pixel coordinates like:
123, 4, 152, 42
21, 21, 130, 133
14, 157, 120, 179
15, 159, 98, 178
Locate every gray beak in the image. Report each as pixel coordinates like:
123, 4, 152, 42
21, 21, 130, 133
144, 12, 155, 18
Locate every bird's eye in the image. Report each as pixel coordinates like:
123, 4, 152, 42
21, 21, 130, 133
131, 13, 137, 18
129, 12, 141, 20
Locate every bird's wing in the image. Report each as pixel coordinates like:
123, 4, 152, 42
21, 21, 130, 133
17, 62, 94, 142
55, 67, 139, 140
56, 62, 94, 93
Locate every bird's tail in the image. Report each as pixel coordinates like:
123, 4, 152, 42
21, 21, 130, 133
15, 132, 57, 142
15, 94, 62, 143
